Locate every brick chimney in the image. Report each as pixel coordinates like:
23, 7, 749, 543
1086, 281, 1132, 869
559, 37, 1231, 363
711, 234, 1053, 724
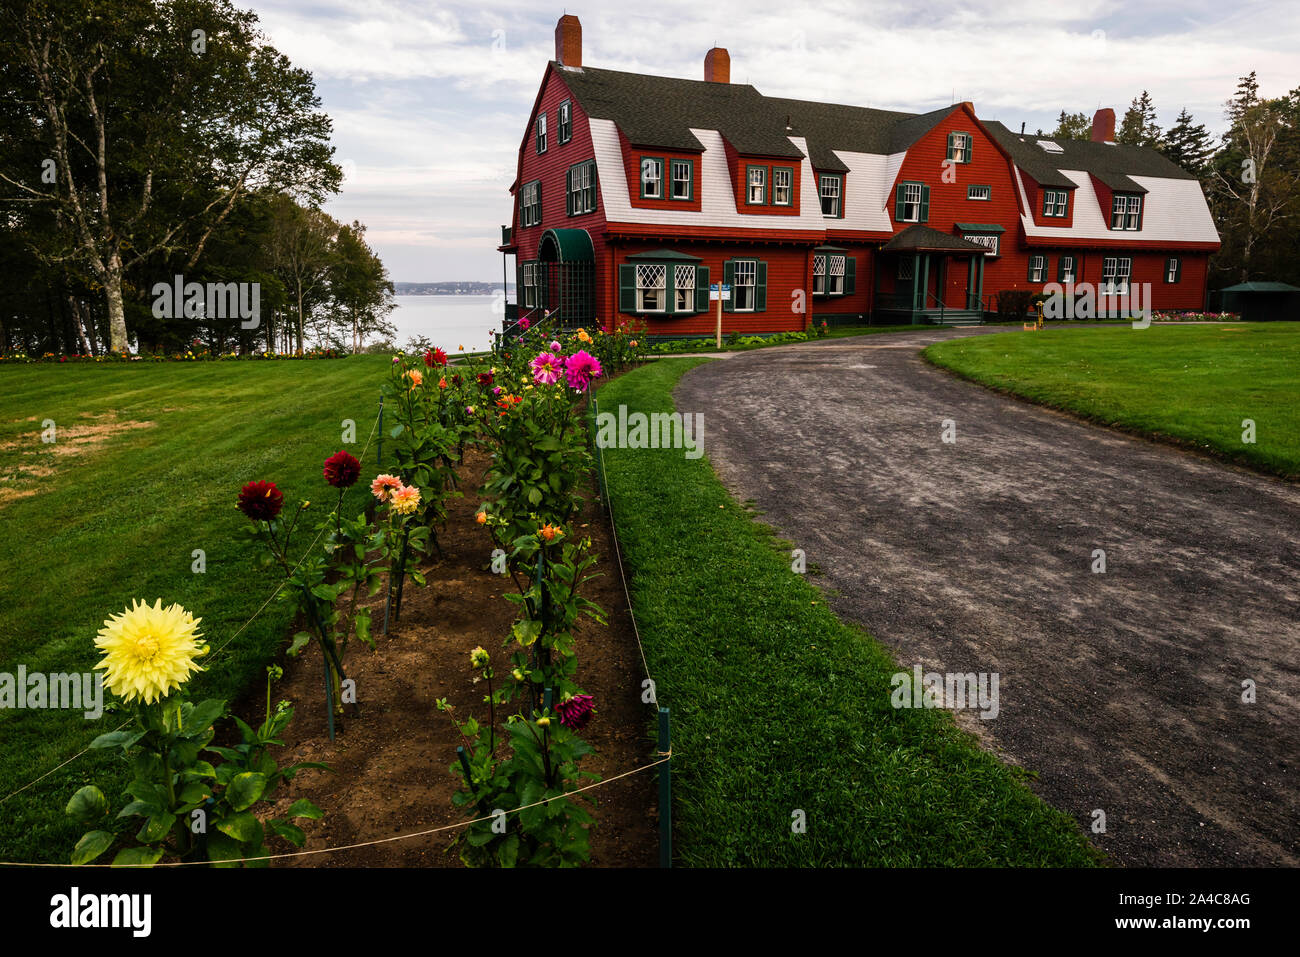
1091, 107, 1115, 143
704, 47, 730, 83
555, 14, 581, 68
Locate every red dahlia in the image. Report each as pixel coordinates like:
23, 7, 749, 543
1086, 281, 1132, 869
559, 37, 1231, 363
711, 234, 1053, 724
556, 693, 595, 731
237, 480, 284, 521
476, 371, 494, 387
424, 347, 448, 368
322, 449, 361, 488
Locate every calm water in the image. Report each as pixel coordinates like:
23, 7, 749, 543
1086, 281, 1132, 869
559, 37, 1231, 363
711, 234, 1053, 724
388, 294, 504, 353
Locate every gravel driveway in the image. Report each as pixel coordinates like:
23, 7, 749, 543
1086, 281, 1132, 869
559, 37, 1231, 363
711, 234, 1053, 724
674, 327, 1300, 867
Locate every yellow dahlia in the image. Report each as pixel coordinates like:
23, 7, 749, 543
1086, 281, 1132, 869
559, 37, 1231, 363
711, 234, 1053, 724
94, 599, 207, 704
391, 484, 421, 515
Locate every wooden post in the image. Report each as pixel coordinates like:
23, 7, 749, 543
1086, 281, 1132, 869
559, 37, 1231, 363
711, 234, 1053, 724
715, 285, 722, 349
658, 706, 672, 868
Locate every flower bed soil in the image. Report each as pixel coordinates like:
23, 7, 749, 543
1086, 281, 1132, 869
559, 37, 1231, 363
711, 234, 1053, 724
249, 448, 658, 867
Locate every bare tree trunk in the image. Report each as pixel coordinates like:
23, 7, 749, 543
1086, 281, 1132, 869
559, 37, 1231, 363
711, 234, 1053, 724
105, 251, 128, 352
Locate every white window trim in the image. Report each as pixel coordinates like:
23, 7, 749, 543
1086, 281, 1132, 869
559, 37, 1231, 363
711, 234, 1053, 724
1166, 258, 1180, 283
819, 174, 841, 217
733, 259, 756, 311
773, 167, 792, 206
747, 167, 766, 205
1029, 255, 1046, 283
1061, 255, 1076, 283
670, 160, 691, 200
635, 263, 667, 313
536, 113, 547, 153
902, 182, 923, 223
812, 254, 826, 295
674, 264, 696, 312
968, 185, 991, 201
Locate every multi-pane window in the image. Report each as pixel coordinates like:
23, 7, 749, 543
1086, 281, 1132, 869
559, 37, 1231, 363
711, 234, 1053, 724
522, 263, 540, 308
536, 113, 547, 153
901, 182, 923, 222
819, 174, 842, 217
1101, 257, 1132, 294
641, 158, 663, 198
1166, 257, 1181, 283
732, 259, 756, 310
813, 255, 826, 295
1028, 255, 1046, 283
898, 258, 914, 281
1111, 194, 1141, 230
519, 181, 541, 227
568, 161, 596, 215
827, 255, 845, 295
1060, 255, 1076, 283
674, 265, 696, 312
670, 160, 692, 200
747, 167, 766, 205
635, 264, 666, 313
772, 167, 792, 206
967, 184, 991, 200
558, 100, 572, 144
948, 132, 972, 163
1043, 189, 1068, 217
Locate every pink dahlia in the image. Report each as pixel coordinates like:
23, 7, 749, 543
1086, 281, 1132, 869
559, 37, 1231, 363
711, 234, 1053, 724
530, 351, 564, 385
549, 340, 561, 353
519, 317, 531, 331
563, 350, 602, 391
556, 693, 595, 730
370, 473, 402, 502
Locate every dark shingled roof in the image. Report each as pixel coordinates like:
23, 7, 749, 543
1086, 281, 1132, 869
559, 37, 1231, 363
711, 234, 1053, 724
882, 225, 989, 253
556, 64, 804, 158
556, 63, 1194, 189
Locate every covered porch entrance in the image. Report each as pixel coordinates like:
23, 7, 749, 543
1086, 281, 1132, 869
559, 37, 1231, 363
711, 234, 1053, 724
872, 225, 992, 325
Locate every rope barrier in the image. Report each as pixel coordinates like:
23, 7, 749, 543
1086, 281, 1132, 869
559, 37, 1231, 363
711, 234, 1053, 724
0, 754, 672, 868
0, 405, 384, 806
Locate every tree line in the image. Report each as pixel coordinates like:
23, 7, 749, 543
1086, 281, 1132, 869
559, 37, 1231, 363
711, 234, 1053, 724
0, 0, 394, 356
1046, 73, 1300, 288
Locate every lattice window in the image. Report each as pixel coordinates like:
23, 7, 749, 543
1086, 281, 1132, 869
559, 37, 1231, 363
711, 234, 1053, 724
636, 264, 666, 312
674, 265, 696, 312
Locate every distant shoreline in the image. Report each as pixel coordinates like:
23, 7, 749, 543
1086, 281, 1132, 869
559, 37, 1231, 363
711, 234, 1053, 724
394, 283, 514, 296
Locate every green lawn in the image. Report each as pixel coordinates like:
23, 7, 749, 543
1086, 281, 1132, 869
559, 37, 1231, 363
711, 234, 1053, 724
0, 356, 388, 863
924, 323, 1300, 480
596, 359, 1102, 866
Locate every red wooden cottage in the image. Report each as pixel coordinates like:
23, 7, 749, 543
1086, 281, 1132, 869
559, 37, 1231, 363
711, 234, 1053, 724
498, 15, 1220, 336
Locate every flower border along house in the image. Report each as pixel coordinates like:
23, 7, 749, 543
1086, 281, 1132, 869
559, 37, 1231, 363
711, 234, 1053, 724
498, 14, 1220, 337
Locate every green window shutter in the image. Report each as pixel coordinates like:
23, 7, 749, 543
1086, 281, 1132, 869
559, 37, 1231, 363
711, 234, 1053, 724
665, 262, 677, 315
946, 132, 955, 160
1042, 192, 1051, 216
755, 261, 768, 311
695, 266, 710, 312
895, 184, 905, 222
1057, 257, 1067, 282
565, 169, 573, 216
618, 265, 637, 313
723, 260, 735, 313
844, 256, 856, 295
1027, 256, 1040, 282
919, 185, 930, 223
1174, 259, 1181, 281
964, 137, 972, 163
839, 176, 845, 218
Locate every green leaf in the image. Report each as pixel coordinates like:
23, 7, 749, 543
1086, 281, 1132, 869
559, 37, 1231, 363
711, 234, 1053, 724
65, 785, 107, 824
286, 798, 324, 820
116, 799, 160, 820
409, 569, 426, 587
205, 831, 243, 868
354, 610, 372, 648
136, 812, 177, 843
288, 631, 313, 656
71, 830, 115, 865
216, 811, 263, 844
269, 820, 306, 846
89, 729, 146, 751
182, 699, 226, 735
225, 772, 268, 812
111, 846, 164, 868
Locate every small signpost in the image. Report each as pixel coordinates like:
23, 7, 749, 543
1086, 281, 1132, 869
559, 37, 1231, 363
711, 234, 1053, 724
710, 283, 730, 348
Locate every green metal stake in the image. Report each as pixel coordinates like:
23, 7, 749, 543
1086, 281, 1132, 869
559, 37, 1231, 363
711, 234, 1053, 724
376, 395, 384, 465
658, 706, 672, 868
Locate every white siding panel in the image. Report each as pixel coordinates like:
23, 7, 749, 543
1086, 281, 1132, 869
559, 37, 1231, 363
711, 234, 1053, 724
1020, 169, 1219, 243
830, 150, 900, 230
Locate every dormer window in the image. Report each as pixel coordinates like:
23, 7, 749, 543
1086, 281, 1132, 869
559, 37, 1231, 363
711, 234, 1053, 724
536, 113, 548, 154
772, 167, 793, 206
746, 166, 767, 205
1043, 189, 1069, 218
640, 157, 663, 199
670, 160, 693, 200
1110, 194, 1142, 230
819, 174, 843, 217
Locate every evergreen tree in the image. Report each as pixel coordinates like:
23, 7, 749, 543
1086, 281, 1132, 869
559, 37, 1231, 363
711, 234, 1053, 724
1118, 91, 1161, 147
1162, 108, 1215, 176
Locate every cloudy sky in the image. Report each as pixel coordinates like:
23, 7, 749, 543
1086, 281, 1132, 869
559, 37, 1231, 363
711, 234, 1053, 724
251, 0, 1299, 282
